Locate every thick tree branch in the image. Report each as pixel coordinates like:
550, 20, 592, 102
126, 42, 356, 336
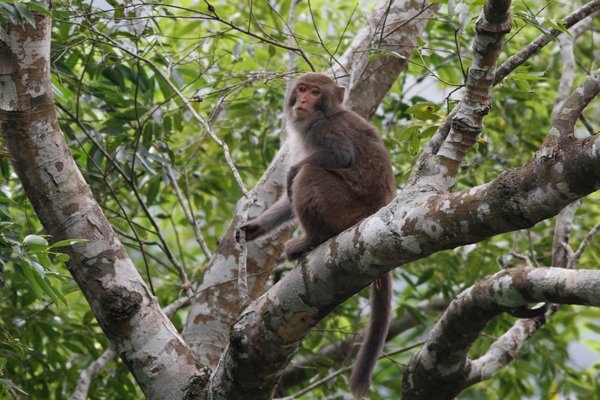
411, 1, 599, 178
207, 131, 600, 398
0, 6, 205, 400
550, 69, 600, 141
543, 18, 594, 147
549, 18, 591, 122
462, 199, 578, 393
412, 0, 512, 191
465, 304, 558, 386
402, 267, 600, 399
69, 296, 192, 400
337, 0, 440, 119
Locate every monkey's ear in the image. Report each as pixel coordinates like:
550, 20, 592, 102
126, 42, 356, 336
336, 86, 345, 103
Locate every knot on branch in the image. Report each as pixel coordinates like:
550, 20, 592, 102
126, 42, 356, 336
475, 18, 513, 35
450, 115, 483, 138
102, 287, 143, 322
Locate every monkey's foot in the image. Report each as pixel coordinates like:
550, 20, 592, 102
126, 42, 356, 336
285, 237, 312, 261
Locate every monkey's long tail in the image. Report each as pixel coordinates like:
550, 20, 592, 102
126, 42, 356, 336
349, 271, 392, 399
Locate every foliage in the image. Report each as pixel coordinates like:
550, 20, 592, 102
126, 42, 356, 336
0, 0, 598, 398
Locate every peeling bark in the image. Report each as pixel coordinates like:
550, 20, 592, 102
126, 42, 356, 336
0, 6, 207, 400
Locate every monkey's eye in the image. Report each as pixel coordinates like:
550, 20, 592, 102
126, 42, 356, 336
298, 85, 307, 93
311, 89, 320, 96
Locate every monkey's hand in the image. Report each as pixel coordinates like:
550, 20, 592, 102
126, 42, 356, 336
235, 220, 264, 242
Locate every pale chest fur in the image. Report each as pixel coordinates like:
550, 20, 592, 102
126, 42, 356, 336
285, 123, 310, 165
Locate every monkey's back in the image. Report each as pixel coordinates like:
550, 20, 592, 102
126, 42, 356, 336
330, 111, 395, 211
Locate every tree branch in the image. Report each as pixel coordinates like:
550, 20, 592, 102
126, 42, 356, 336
207, 132, 600, 399
402, 267, 600, 399
550, 69, 600, 140
412, 0, 512, 191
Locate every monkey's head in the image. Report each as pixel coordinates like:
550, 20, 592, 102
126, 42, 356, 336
286, 73, 345, 122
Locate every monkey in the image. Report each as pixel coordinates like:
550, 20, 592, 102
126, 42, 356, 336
238, 72, 395, 398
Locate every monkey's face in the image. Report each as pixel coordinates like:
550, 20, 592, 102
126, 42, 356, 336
291, 83, 323, 120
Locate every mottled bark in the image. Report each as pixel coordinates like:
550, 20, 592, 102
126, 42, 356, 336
0, 6, 207, 400
550, 69, 600, 142
402, 267, 600, 400
183, 0, 439, 368
430, 199, 579, 399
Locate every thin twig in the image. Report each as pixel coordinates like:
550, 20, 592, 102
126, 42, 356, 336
275, 341, 423, 400
72, 19, 251, 198
569, 221, 600, 268
165, 165, 212, 259
494, 0, 600, 84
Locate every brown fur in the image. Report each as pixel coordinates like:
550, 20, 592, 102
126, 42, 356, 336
238, 73, 395, 398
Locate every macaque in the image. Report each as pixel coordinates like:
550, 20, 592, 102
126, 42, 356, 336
238, 72, 395, 398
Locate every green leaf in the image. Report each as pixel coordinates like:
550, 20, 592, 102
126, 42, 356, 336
409, 130, 421, 155
55, 253, 70, 262
0, 1, 20, 22
416, 268, 434, 285
48, 238, 87, 249
544, 19, 568, 35
0, 157, 10, 179
20, 260, 43, 298
0, 378, 28, 395
14, 3, 35, 27
510, 73, 546, 81
367, 53, 385, 61
586, 323, 600, 335
421, 125, 439, 139
36, 252, 52, 269
406, 103, 440, 114
23, 234, 49, 250
25, 1, 50, 15
515, 79, 531, 92
145, 175, 162, 206
397, 125, 420, 141
411, 111, 441, 121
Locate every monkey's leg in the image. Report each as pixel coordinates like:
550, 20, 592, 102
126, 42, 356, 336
284, 236, 317, 261
286, 165, 368, 260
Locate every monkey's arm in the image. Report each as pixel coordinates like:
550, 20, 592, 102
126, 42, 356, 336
237, 195, 295, 241
304, 119, 355, 168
